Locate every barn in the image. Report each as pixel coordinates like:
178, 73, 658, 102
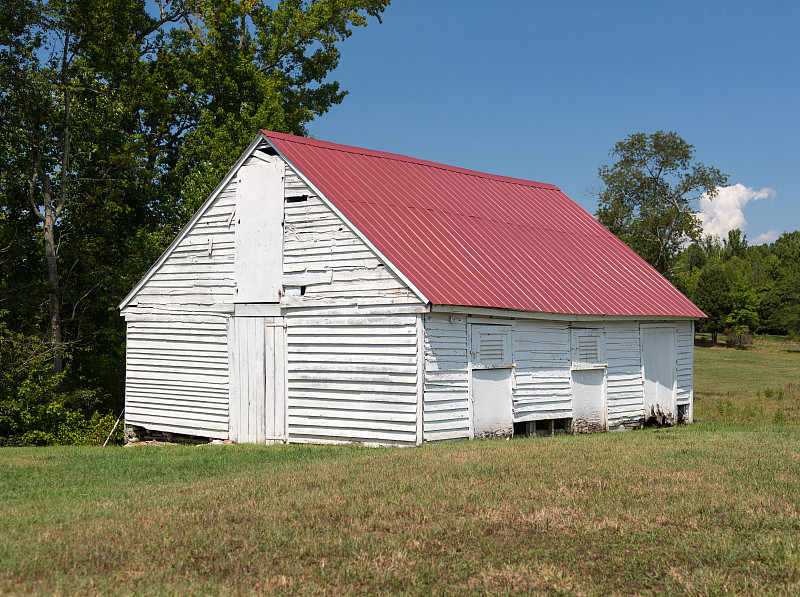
119, 130, 704, 445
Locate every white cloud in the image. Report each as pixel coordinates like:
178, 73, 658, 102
698, 184, 776, 239
751, 229, 781, 245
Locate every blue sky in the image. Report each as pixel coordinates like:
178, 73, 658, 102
309, 0, 800, 244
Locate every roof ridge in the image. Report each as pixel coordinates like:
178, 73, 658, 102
263, 130, 560, 191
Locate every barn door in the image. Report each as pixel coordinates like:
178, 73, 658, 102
470, 325, 513, 439
640, 324, 676, 424
570, 328, 606, 433
229, 316, 286, 443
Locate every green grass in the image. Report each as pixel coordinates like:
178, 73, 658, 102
2, 425, 800, 596
695, 344, 800, 425
2, 344, 800, 595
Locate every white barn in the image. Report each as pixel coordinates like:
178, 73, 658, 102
119, 131, 704, 445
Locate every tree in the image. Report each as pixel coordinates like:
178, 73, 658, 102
726, 289, 759, 346
693, 263, 731, 344
596, 131, 727, 278
1, 0, 390, 442
2, 0, 389, 376
723, 229, 748, 260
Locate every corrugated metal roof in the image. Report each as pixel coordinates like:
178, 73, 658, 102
264, 130, 705, 318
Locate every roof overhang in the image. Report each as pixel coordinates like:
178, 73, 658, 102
429, 304, 704, 321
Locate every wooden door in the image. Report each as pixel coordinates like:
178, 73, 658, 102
641, 325, 676, 423
229, 316, 286, 443
570, 329, 606, 432
470, 325, 513, 438
571, 369, 605, 433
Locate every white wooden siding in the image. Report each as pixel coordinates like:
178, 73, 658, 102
282, 170, 420, 307
124, 315, 229, 438
604, 321, 646, 430
512, 320, 572, 421
422, 315, 470, 442
122, 161, 241, 439
676, 321, 694, 406
281, 166, 424, 446
133, 179, 237, 308
285, 311, 418, 445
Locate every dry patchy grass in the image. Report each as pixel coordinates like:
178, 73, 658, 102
1, 425, 799, 596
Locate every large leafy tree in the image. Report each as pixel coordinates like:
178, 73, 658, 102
596, 131, 727, 278
1, 0, 389, 440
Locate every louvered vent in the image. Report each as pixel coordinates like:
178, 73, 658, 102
479, 333, 505, 366
578, 335, 599, 363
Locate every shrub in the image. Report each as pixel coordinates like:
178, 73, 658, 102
0, 316, 123, 446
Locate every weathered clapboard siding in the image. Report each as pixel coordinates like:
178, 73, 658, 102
282, 170, 420, 304
676, 321, 694, 407
285, 311, 419, 445
512, 320, 572, 421
281, 166, 424, 445
133, 177, 237, 307
122, 159, 246, 438
604, 321, 646, 429
422, 314, 470, 441
124, 315, 229, 438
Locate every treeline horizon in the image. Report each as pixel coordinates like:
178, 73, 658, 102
673, 229, 800, 344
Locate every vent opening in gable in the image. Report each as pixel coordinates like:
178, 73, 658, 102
285, 195, 308, 203
578, 336, 599, 363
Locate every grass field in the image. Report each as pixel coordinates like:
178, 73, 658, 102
1, 343, 799, 596
694, 341, 800, 425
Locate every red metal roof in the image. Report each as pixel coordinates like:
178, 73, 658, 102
264, 130, 705, 317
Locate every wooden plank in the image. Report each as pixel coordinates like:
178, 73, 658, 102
288, 397, 416, 413
287, 371, 417, 384
287, 362, 416, 374
287, 388, 417, 403
287, 407, 417, 424
237, 318, 249, 442
258, 318, 269, 443
235, 156, 284, 303
287, 416, 416, 434
287, 380, 416, 394
264, 324, 276, 440
416, 314, 424, 445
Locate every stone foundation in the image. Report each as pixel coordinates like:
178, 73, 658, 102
125, 425, 214, 445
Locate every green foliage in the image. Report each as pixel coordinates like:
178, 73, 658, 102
596, 131, 727, 277
680, 230, 800, 340
726, 289, 760, 345
0, 311, 122, 446
0, 311, 122, 445
693, 263, 731, 342
1, 0, 389, 444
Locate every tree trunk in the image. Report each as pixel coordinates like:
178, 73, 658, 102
41, 176, 63, 373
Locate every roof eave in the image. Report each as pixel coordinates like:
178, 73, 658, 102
429, 303, 705, 321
